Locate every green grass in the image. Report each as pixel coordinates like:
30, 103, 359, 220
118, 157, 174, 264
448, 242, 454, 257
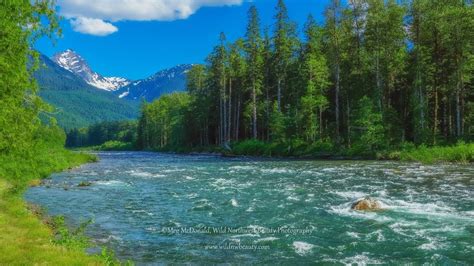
73, 141, 136, 152
0, 147, 126, 265
230, 139, 336, 158
97, 141, 135, 151
394, 142, 474, 164
227, 140, 474, 163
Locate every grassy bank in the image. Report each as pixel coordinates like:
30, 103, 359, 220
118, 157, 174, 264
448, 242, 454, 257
390, 142, 474, 164
74, 141, 137, 152
157, 140, 473, 164
0, 148, 121, 264
73, 139, 473, 164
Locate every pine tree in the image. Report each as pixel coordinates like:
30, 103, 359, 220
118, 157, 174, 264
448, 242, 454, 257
228, 39, 246, 141
301, 15, 330, 142
245, 5, 264, 139
273, 0, 297, 112
325, 0, 344, 142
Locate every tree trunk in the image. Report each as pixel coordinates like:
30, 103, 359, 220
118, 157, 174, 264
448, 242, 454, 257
223, 77, 227, 146
319, 107, 323, 139
252, 83, 257, 139
456, 80, 461, 137
433, 88, 439, 144
235, 95, 241, 141
335, 63, 340, 141
376, 54, 382, 111
346, 97, 351, 148
265, 86, 270, 141
219, 96, 223, 145
228, 78, 232, 142
277, 79, 282, 112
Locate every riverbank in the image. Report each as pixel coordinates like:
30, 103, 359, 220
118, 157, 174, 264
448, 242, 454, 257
80, 140, 474, 164
0, 148, 118, 264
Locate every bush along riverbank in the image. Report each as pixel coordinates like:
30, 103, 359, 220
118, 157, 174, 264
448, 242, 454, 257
389, 142, 474, 164
85, 138, 474, 164
227, 140, 474, 163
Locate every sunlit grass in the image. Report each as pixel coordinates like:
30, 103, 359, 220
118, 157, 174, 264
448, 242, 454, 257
397, 142, 474, 164
0, 148, 125, 265
0, 178, 104, 264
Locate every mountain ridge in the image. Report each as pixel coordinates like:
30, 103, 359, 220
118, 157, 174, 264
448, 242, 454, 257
52, 49, 130, 91
52, 49, 192, 102
114, 64, 193, 101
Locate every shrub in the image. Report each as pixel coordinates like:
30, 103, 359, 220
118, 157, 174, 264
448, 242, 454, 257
232, 140, 268, 156
399, 142, 474, 163
98, 141, 134, 151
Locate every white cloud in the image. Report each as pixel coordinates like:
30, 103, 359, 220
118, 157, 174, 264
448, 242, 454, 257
59, 0, 243, 36
70, 17, 118, 36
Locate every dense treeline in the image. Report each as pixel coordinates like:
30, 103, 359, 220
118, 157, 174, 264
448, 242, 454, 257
66, 121, 137, 147
138, 0, 473, 156
137, 93, 190, 149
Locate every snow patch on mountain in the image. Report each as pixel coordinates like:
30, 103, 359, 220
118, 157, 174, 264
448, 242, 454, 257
52, 49, 130, 91
114, 64, 193, 101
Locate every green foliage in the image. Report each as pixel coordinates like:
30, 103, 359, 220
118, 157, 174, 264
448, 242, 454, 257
350, 96, 387, 156
233, 140, 268, 156
269, 103, 286, 142
138, 93, 191, 150
39, 89, 139, 131
50, 216, 91, 249
301, 15, 330, 142
98, 141, 135, 151
67, 120, 137, 147
397, 142, 474, 164
231, 138, 336, 158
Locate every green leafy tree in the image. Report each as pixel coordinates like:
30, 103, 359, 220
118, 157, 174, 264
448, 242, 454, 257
352, 96, 387, 154
0, 0, 59, 158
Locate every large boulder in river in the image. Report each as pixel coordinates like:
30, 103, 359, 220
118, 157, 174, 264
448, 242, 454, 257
351, 197, 382, 211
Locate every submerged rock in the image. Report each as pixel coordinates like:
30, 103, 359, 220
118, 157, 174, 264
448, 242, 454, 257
77, 181, 92, 187
351, 197, 383, 211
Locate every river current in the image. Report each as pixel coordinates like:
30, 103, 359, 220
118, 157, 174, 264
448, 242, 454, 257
25, 152, 473, 264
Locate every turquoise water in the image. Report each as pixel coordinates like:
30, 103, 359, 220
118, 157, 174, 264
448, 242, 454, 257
25, 152, 473, 264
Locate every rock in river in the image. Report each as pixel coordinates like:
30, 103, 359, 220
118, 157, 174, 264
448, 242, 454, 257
351, 197, 383, 211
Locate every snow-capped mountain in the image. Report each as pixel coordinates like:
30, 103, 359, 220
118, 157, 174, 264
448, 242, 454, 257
34, 52, 139, 130
52, 49, 130, 91
114, 64, 193, 101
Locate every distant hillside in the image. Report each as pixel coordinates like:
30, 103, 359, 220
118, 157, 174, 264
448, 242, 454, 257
34, 53, 139, 130
114, 64, 193, 101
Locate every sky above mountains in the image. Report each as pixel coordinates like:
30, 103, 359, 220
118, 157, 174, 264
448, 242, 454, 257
36, 0, 329, 80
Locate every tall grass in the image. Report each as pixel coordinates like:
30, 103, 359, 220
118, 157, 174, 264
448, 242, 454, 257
397, 142, 474, 164
229, 140, 473, 163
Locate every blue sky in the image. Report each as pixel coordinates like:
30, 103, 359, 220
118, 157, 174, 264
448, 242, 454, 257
36, 0, 329, 80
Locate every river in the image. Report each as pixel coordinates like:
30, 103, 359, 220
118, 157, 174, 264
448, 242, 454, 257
25, 152, 473, 264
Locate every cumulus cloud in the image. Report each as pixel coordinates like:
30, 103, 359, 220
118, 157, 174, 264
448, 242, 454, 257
58, 0, 243, 36
70, 17, 118, 36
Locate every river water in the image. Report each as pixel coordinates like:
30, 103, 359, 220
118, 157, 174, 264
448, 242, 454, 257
25, 152, 473, 264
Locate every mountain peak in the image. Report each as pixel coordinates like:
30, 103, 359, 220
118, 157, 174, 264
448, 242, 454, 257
52, 50, 130, 91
